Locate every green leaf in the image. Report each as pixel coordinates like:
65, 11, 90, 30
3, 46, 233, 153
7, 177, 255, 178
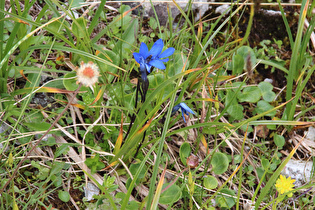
24, 122, 51, 131
71, 0, 85, 8
258, 82, 276, 102
85, 154, 105, 174
45, 136, 56, 146
149, 18, 158, 30
50, 162, 66, 175
274, 134, 285, 148
55, 144, 70, 158
51, 174, 63, 187
148, 74, 165, 89
211, 152, 229, 175
38, 167, 50, 180
97, 49, 119, 82
159, 184, 182, 204
129, 163, 146, 179
24, 73, 41, 89
236, 46, 257, 70
116, 192, 140, 209
179, 142, 191, 166
261, 158, 270, 170
216, 188, 236, 208
103, 176, 118, 193
167, 51, 186, 77
58, 190, 70, 202
232, 53, 245, 74
72, 17, 88, 39
63, 72, 89, 91
126, 163, 147, 187
254, 100, 276, 117
225, 89, 239, 104
225, 89, 244, 120
203, 175, 218, 189
63, 72, 77, 91
31, 160, 41, 169
227, 104, 244, 121
113, 19, 138, 54
237, 86, 261, 103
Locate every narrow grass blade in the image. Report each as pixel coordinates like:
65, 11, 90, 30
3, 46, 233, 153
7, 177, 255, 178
110, 114, 155, 163
120, 140, 160, 209
90, 85, 106, 105
150, 164, 167, 210
0, 15, 65, 69
285, 0, 309, 120
12, 86, 80, 95
113, 114, 124, 155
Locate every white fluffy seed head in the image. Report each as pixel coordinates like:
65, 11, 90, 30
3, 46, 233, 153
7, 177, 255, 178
76, 61, 100, 87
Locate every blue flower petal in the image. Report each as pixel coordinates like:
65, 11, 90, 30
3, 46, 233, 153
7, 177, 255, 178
140, 63, 148, 82
145, 63, 152, 73
172, 104, 181, 114
159, 58, 169, 62
179, 102, 195, 115
133, 52, 141, 64
159, 47, 175, 58
139, 42, 150, 59
134, 39, 174, 73
139, 62, 147, 73
149, 39, 164, 57
149, 59, 166, 69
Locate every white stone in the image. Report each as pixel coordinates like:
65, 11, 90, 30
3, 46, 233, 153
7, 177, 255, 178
84, 182, 100, 201
215, 5, 231, 15
263, 78, 273, 84
282, 159, 313, 187
305, 126, 315, 141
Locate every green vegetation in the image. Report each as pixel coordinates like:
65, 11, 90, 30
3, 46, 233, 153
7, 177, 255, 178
0, 0, 314, 209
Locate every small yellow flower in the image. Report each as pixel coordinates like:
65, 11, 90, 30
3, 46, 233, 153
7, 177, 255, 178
275, 175, 295, 197
76, 61, 99, 86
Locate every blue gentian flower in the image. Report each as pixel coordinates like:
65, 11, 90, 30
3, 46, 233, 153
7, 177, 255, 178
172, 102, 195, 123
133, 39, 175, 73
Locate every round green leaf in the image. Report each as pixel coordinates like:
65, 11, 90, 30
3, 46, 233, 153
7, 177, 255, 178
179, 142, 191, 166
258, 82, 276, 102
63, 72, 77, 91
216, 188, 236, 208
227, 104, 244, 121
211, 152, 229, 175
58, 190, 70, 202
254, 100, 276, 117
237, 86, 261, 103
274, 134, 285, 148
159, 184, 182, 204
203, 175, 218, 189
